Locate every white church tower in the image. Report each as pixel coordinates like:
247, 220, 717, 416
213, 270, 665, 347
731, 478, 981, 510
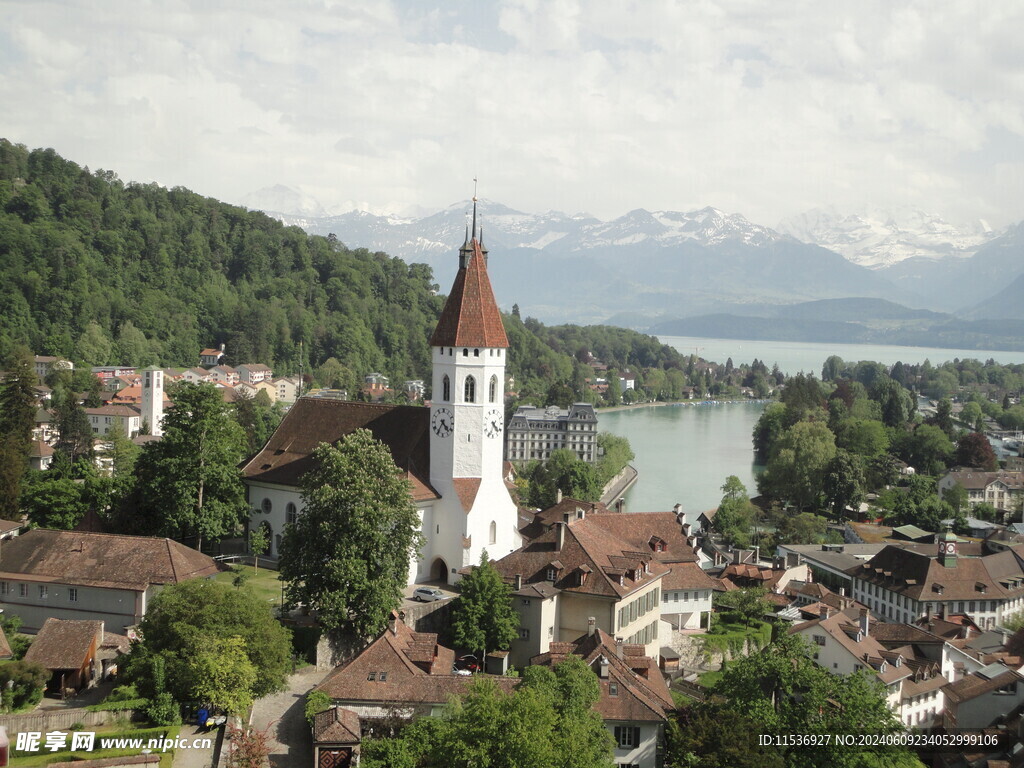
140, 365, 164, 437
423, 201, 521, 582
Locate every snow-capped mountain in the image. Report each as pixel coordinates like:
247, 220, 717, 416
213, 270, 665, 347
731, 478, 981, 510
238, 185, 332, 220
258, 200, 784, 261
777, 207, 998, 268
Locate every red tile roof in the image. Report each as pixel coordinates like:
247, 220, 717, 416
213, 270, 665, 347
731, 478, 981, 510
453, 478, 482, 512
24, 618, 103, 670
241, 398, 438, 502
430, 239, 509, 348
312, 706, 362, 743
0, 529, 220, 591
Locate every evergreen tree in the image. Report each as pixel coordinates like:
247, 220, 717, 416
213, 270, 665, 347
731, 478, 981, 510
451, 552, 520, 659
279, 431, 424, 636
0, 347, 37, 516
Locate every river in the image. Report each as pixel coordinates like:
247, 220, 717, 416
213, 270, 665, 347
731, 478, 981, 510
658, 336, 1024, 376
599, 401, 767, 515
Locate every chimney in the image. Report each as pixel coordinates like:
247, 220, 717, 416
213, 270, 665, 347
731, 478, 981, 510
387, 612, 398, 635
514, 574, 522, 591
682, 523, 691, 537
219, 342, 225, 352
858, 608, 870, 637
556, 522, 566, 551
615, 638, 624, 658
616, 498, 625, 513
673, 503, 682, 521
839, 586, 846, 597
556, 488, 563, 504
598, 655, 609, 678
822, 606, 831, 619
588, 616, 596, 637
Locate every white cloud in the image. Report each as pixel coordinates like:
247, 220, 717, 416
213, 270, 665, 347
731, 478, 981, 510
0, 0, 1021, 228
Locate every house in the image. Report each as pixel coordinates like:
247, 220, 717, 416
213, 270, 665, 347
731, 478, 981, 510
84, 405, 141, 438
531, 624, 674, 768
312, 612, 516, 723
32, 407, 57, 444
404, 380, 426, 401
199, 345, 225, 367
0, 529, 220, 632
492, 507, 706, 664
505, 403, 598, 463
273, 376, 301, 403
618, 371, 636, 392
243, 215, 521, 584
207, 365, 239, 385
659, 562, 717, 631
847, 534, 1024, 630
237, 364, 273, 386
23, 618, 104, 694
360, 372, 392, 401
312, 707, 362, 768
34, 355, 73, 381
91, 366, 137, 382
182, 367, 214, 384
791, 608, 948, 727
29, 439, 55, 471
942, 664, 1024, 729
938, 470, 1024, 513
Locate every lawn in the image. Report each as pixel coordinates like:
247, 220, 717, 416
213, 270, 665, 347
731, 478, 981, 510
212, 564, 285, 607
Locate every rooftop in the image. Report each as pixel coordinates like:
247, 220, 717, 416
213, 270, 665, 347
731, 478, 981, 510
24, 618, 103, 669
429, 238, 508, 349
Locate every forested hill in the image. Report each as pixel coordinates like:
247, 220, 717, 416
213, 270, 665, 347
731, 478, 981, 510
0, 140, 687, 400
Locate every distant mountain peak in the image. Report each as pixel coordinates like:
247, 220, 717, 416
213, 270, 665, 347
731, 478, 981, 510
777, 206, 1000, 268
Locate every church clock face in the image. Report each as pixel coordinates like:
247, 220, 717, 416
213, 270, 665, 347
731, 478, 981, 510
484, 409, 503, 439
432, 407, 454, 438
942, 542, 956, 554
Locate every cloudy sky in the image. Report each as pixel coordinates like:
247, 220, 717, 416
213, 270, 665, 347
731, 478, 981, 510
2, 0, 1022, 227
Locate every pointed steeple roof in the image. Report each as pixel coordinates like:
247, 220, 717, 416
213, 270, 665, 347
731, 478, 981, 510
430, 235, 509, 349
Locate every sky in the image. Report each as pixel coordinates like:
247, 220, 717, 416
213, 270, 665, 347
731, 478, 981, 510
2, 0, 1023, 228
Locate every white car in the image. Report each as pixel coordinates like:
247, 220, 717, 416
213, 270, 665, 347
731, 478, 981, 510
412, 587, 446, 602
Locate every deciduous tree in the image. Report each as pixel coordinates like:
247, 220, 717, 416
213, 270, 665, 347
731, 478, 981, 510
451, 552, 519, 659
279, 431, 423, 637
953, 432, 998, 471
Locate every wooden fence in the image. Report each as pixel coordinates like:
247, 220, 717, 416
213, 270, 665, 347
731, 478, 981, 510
0, 707, 135, 734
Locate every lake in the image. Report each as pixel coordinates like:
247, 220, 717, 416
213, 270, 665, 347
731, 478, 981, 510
658, 336, 1024, 376
599, 401, 766, 515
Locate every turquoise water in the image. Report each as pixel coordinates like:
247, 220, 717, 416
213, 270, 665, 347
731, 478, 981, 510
659, 336, 1024, 376
599, 401, 766, 515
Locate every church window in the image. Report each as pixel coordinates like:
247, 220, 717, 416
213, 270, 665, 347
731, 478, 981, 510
443, 375, 451, 401
261, 498, 272, 514
489, 521, 497, 545
465, 376, 476, 403
463, 348, 468, 357
489, 375, 497, 402
286, 503, 297, 526
474, 349, 480, 357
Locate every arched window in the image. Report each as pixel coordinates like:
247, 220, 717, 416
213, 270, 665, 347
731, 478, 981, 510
261, 498, 272, 514
489, 520, 497, 545
442, 375, 450, 401
286, 503, 297, 526
464, 375, 476, 403
489, 375, 498, 402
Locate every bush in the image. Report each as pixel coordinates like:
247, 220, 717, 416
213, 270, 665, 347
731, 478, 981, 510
0, 660, 48, 712
145, 692, 182, 726
305, 690, 331, 725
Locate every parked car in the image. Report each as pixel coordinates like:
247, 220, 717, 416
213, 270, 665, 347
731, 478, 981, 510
454, 654, 479, 673
412, 587, 446, 602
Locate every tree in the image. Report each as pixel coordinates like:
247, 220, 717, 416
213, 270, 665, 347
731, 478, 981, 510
933, 398, 955, 437
21, 476, 88, 529
226, 723, 274, 768
279, 431, 423, 636
249, 524, 269, 574
716, 587, 771, 627
185, 636, 258, 715
894, 424, 952, 476
713, 476, 759, 548
941, 481, 969, 514
752, 402, 786, 463
128, 578, 291, 703
776, 511, 830, 545
713, 634, 915, 768
127, 383, 247, 549
760, 421, 836, 510
953, 432, 998, 471
361, 656, 615, 768
0, 346, 37, 517
54, 398, 94, 468
871, 377, 913, 428
451, 552, 520, 659
525, 449, 602, 507
822, 450, 865, 519
667, 703, 786, 768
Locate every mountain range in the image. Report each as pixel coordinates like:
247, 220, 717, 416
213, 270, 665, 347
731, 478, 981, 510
241, 186, 1024, 345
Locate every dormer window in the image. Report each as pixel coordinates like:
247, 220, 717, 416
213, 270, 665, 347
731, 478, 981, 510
546, 567, 557, 582
609, 683, 618, 696
619, 573, 625, 586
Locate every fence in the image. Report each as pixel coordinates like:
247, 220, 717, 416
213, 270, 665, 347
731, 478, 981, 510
0, 707, 136, 734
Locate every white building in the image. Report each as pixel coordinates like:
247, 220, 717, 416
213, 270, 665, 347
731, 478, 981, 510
242, 213, 522, 582
84, 405, 141, 438
505, 403, 598, 463
140, 366, 164, 437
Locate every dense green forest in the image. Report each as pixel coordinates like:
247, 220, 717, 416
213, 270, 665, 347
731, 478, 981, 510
0, 140, 694, 404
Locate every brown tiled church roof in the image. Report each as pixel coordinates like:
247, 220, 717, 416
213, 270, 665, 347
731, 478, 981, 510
429, 238, 509, 349
240, 399, 438, 502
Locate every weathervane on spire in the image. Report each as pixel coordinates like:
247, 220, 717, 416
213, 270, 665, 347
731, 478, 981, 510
471, 177, 478, 240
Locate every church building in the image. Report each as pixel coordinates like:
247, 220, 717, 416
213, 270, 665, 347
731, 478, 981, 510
241, 207, 521, 583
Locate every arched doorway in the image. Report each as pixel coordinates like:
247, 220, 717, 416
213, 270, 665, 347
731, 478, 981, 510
432, 558, 449, 583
